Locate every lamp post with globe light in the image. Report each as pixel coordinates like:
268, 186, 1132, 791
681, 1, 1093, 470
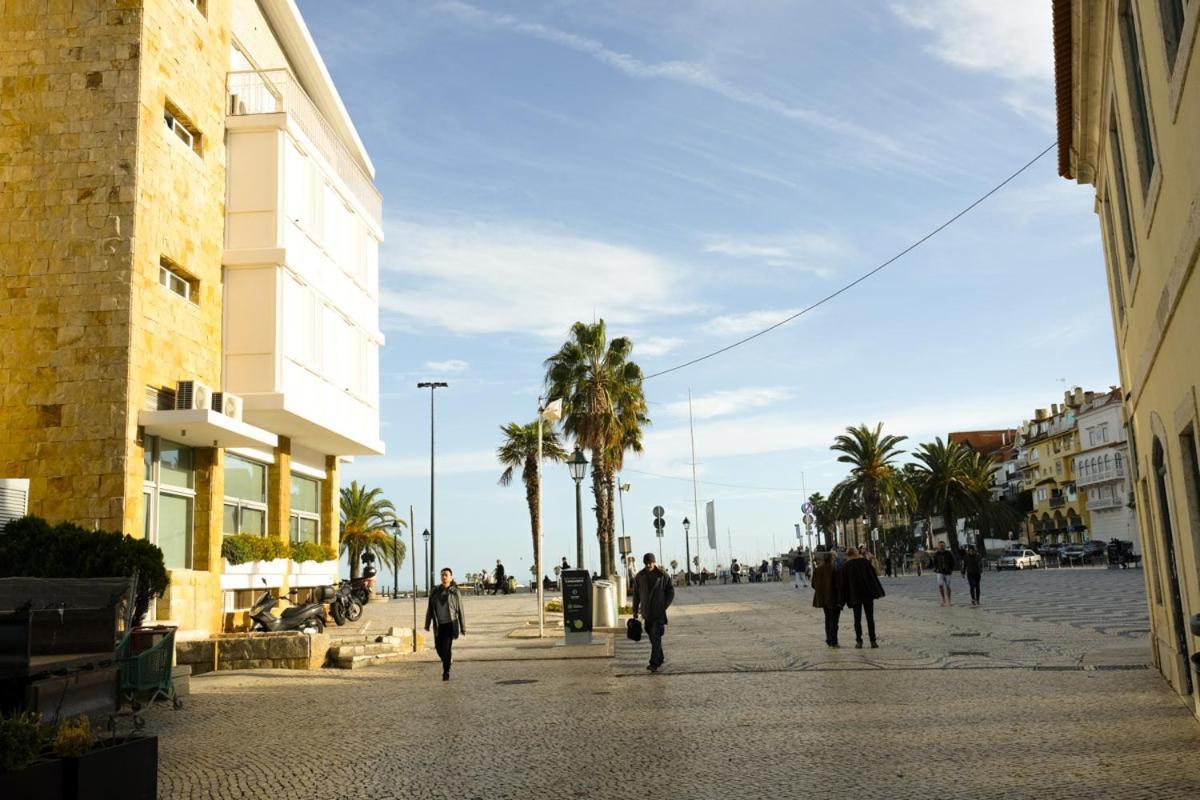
682, 517, 692, 586
568, 447, 588, 568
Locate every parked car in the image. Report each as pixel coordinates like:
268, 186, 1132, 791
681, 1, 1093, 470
1060, 545, 1087, 565
1082, 540, 1107, 557
1038, 543, 1064, 560
997, 548, 1042, 570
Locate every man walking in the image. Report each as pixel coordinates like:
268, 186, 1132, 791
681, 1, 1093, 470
632, 553, 675, 672
962, 545, 983, 606
932, 542, 956, 606
792, 551, 809, 589
491, 559, 507, 595
811, 551, 843, 648
840, 547, 885, 648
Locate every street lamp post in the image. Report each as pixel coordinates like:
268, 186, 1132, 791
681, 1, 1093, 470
417, 381, 447, 594
421, 528, 431, 598
618, 481, 630, 544
568, 447, 589, 568
409, 505, 417, 652
682, 517, 692, 586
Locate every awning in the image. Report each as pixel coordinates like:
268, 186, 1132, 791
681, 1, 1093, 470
139, 409, 278, 449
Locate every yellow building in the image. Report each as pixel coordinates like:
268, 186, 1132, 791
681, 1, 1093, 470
0, 1, 384, 637
1055, 0, 1200, 714
1016, 390, 1093, 545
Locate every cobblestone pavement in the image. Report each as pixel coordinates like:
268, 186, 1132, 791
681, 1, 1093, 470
146, 578, 1200, 800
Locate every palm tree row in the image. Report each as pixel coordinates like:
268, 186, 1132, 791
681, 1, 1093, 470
824, 424, 1020, 556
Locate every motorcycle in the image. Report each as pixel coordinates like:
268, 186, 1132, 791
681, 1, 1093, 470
349, 566, 376, 607
320, 582, 363, 626
249, 581, 327, 634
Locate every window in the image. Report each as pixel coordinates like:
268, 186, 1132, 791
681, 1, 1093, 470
163, 102, 202, 155
223, 455, 267, 537
289, 475, 320, 544
1109, 118, 1138, 277
284, 274, 320, 368
1102, 198, 1128, 322
1057, 461, 1064, 476
1099, 423, 1110, 443
1119, 1, 1157, 192
184, 0, 207, 16
1032, 449, 1040, 461
1159, 0, 1187, 71
159, 257, 198, 304
143, 437, 194, 570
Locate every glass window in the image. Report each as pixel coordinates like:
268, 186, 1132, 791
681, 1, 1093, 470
158, 493, 193, 570
240, 507, 265, 537
289, 474, 320, 544
223, 504, 238, 536
225, 455, 266, 503
290, 475, 319, 514
1119, 1, 1157, 191
159, 440, 194, 488
1109, 119, 1138, 276
1159, 0, 1186, 71
298, 518, 319, 544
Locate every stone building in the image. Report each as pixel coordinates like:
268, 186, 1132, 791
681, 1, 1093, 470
1054, 0, 1200, 713
0, 0, 384, 636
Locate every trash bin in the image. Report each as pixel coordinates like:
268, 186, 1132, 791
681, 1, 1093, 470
592, 579, 616, 629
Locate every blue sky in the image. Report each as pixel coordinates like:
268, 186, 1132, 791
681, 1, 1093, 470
297, 1, 1118, 587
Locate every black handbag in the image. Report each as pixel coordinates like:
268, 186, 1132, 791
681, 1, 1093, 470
626, 617, 643, 642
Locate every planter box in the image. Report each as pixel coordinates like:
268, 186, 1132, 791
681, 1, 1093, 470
0, 757, 64, 800
64, 736, 157, 800
289, 560, 338, 588
220, 558, 290, 591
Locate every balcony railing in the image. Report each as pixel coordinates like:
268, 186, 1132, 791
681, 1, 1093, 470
1087, 493, 1125, 511
1049, 495, 1066, 508
227, 69, 382, 227
1076, 465, 1127, 488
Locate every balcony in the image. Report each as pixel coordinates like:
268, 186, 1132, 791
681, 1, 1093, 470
1087, 493, 1125, 511
1076, 465, 1127, 488
1049, 495, 1066, 508
227, 69, 381, 227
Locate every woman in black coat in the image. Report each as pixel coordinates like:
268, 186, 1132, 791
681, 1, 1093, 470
424, 567, 467, 680
840, 547, 885, 648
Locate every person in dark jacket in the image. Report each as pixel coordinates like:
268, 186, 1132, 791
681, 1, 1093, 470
491, 560, 507, 594
424, 568, 467, 680
962, 545, 984, 606
811, 551, 843, 648
931, 542, 956, 606
792, 552, 809, 589
840, 547, 885, 648
632, 553, 675, 672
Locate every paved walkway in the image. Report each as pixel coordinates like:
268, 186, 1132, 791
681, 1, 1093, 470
147, 570, 1200, 799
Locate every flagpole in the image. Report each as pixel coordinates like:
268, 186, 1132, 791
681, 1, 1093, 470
536, 398, 544, 638
688, 388, 702, 577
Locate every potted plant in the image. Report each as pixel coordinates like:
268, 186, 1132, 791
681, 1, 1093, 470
56, 715, 157, 800
0, 711, 61, 800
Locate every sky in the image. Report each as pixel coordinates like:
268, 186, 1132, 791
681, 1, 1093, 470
295, 0, 1119, 588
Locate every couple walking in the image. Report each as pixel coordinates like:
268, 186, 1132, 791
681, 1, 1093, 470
811, 547, 886, 648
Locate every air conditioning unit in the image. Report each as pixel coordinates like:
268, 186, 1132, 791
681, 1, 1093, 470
212, 392, 243, 422
176, 380, 214, 411
0, 478, 30, 528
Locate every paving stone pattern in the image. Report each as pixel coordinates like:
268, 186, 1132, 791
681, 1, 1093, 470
145, 572, 1200, 799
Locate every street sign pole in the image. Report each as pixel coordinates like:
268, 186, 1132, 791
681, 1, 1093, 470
652, 505, 666, 570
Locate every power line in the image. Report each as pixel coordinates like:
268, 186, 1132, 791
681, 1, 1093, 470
643, 143, 1057, 380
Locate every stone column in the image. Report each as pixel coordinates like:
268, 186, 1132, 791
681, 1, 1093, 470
268, 436, 292, 595
321, 455, 340, 554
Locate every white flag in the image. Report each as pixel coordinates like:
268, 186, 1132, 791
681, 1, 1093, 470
540, 398, 563, 422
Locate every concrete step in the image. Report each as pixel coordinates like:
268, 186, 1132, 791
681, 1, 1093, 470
334, 651, 416, 669
328, 641, 409, 658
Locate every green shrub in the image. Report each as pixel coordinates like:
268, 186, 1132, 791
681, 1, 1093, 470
51, 715, 94, 758
0, 516, 169, 626
221, 534, 291, 565
0, 711, 48, 774
289, 541, 336, 563
544, 599, 563, 613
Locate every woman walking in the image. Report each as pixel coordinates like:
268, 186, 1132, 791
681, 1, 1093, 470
841, 547, 886, 649
811, 551, 844, 648
424, 567, 467, 680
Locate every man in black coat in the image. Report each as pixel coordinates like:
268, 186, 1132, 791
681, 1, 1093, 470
840, 547, 885, 648
491, 559, 507, 595
632, 553, 675, 672
962, 545, 984, 606
931, 542, 956, 606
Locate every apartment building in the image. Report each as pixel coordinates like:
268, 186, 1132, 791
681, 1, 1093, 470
1054, 0, 1199, 711
1016, 390, 1093, 545
0, 0, 384, 636
1073, 389, 1140, 548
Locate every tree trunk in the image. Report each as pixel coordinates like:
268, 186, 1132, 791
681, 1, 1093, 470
524, 458, 539, 569
349, 546, 361, 580
590, 452, 611, 576
944, 503, 961, 556
604, 471, 618, 577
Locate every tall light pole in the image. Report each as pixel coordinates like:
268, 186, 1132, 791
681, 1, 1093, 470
389, 519, 402, 598
421, 528, 431, 598
417, 381, 447, 592
682, 517, 692, 586
618, 481, 630, 543
568, 447, 589, 568
409, 505, 417, 652
536, 398, 563, 638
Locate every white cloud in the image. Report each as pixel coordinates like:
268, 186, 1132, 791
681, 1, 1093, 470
380, 219, 694, 337
437, 0, 904, 156
708, 309, 803, 335
424, 359, 470, 373
663, 387, 793, 420
704, 234, 848, 277
637, 337, 685, 357
890, 0, 1053, 83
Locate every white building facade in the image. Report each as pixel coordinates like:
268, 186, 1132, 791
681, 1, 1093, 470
1073, 391, 1139, 551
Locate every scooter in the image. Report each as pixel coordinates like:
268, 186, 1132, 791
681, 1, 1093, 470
326, 582, 363, 626
249, 580, 328, 634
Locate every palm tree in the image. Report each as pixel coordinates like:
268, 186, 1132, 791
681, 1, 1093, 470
910, 438, 983, 556
960, 449, 1022, 550
830, 423, 913, 540
807, 492, 838, 549
339, 481, 403, 579
544, 320, 649, 577
497, 421, 569, 566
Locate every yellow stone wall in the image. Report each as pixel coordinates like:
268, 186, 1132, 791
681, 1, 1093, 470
0, 0, 144, 528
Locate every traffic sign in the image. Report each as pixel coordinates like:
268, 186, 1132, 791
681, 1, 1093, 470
801, 502, 814, 514
652, 505, 665, 518
802, 513, 814, 526
653, 518, 665, 531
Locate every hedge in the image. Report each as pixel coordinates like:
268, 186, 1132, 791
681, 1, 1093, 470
220, 534, 335, 565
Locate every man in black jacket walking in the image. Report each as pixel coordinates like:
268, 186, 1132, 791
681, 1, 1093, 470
932, 542, 956, 606
632, 553, 675, 672
962, 545, 984, 606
